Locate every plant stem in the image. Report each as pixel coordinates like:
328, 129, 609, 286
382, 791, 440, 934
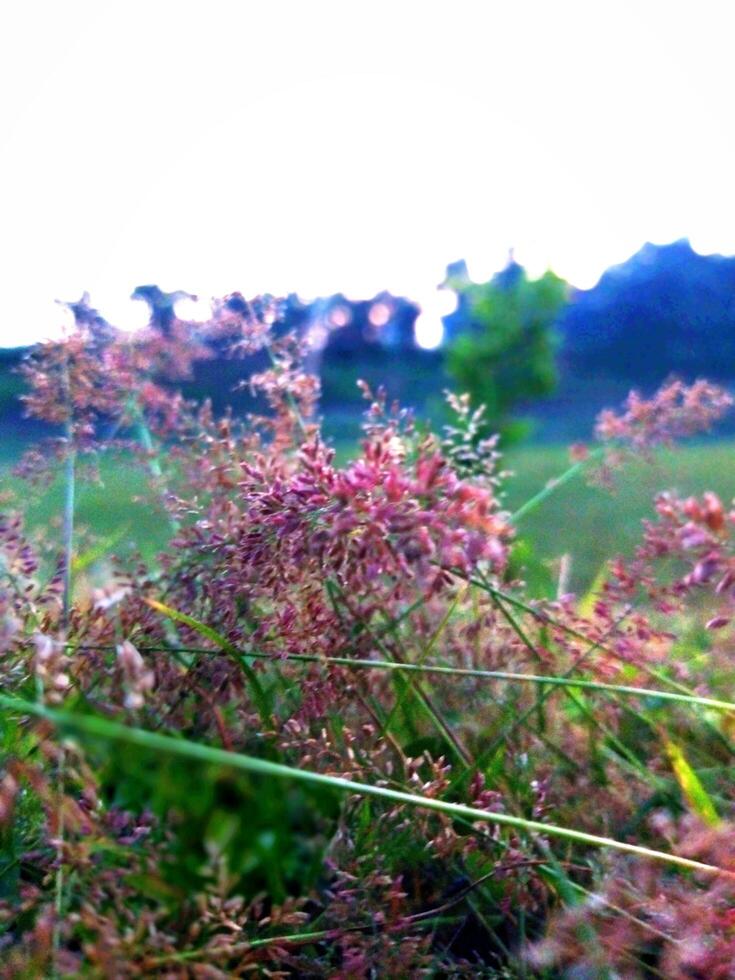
509, 447, 605, 525
61, 419, 76, 629
53, 747, 65, 979
54, 361, 77, 976
263, 338, 309, 439
0, 691, 730, 879
66, 642, 735, 715
132, 408, 180, 534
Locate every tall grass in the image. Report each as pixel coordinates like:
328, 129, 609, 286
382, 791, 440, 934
1, 309, 735, 975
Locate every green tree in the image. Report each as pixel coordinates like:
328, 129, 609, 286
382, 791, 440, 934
443, 260, 568, 445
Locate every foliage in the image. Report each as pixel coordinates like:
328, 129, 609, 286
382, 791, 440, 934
1, 298, 735, 976
560, 238, 735, 385
443, 262, 568, 446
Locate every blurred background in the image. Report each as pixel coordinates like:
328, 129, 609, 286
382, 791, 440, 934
2, 0, 735, 592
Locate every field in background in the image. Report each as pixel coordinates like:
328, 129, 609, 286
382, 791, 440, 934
3, 439, 734, 597
503, 441, 735, 593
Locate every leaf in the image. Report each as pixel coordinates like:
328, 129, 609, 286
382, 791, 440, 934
0, 692, 730, 880
145, 598, 272, 724
577, 560, 610, 618
664, 737, 720, 827
72, 524, 131, 572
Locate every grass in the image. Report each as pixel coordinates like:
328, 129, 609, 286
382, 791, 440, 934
3, 437, 734, 597
4, 375, 735, 973
1, 453, 167, 568
3, 689, 726, 878
504, 439, 735, 594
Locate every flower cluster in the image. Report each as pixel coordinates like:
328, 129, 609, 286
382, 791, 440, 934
530, 818, 735, 977
3, 292, 735, 976
595, 377, 733, 451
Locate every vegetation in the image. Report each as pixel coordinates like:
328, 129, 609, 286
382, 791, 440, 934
5, 440, 735, 601
559, 239, 735, 385
444, 264, 568, 446
2, 303, 735, 976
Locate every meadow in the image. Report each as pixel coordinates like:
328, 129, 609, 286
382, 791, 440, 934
2, 310, 735, 977
4, 439, 734, 598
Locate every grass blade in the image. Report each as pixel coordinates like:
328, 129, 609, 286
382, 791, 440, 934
69, 642, 735, 716
145, 598, 272, 724
664, 737, 721, 827
0, 692, 730, 879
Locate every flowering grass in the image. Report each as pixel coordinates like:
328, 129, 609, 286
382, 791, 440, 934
4, 440, 735, 596
2, 299, 735, 976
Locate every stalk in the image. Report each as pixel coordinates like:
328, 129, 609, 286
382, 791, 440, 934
263, 338, 309, 439
55, 363, 76, 978
61, 421, 76, 628
66, 642, 735, 716
131, 404, 180, 534
509, 447, 605, 525
0, 692, 730, 879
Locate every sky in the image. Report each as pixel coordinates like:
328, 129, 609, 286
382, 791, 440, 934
1, 1, 734, 347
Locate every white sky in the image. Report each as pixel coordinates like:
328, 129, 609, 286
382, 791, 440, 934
1, 1, 734, 347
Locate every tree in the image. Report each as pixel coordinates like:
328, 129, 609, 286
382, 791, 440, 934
443, 257, 568, 445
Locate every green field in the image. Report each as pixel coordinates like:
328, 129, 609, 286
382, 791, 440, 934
504, 440, 735, 593
3, 438, 733, 597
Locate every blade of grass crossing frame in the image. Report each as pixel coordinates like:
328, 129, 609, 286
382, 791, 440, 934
0, 692, 730, 879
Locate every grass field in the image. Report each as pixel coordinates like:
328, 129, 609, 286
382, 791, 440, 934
3, 437, 734, 597
503, 440, 735, 593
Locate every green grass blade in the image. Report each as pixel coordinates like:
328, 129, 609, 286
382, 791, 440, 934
0, 692, 730, 879
508, 448, 605, 525
72, 525, 131, 573
664, 736, 721, 827
69, 642, 735, 716
324, 578, 473, 766
382, 585, 467, 734
145, 598, 272, 724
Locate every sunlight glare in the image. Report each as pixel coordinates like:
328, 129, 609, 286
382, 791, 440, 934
100, 293, 152, 333
174, 295, 212, 323
414, 313, 443, 351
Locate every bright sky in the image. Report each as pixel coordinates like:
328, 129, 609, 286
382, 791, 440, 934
1, 1, 734, 347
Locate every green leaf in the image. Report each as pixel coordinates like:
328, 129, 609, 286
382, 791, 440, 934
145, 598, 272, 724
72, 524, 131, 573
0, 692, 730, 879
664, 737, 720, 827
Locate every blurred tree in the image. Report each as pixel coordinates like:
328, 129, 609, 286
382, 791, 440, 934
131, 284, 196, 334
442, 256, 568, 445
558, 239, 735, 384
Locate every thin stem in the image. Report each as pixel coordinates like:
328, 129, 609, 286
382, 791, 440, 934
508, 447, 605, 525
474, 590, 633, 762
144, 930, 330, 967
55, 364, 76, 978
52, 748, 65, 979
66, 642, 735, 715
382, 584, 468, 735
466, 575, 711, 699
132, 406, 180, 534
0, 692, 730, 879
324, 579, 473, 766
61, 419, 75, 629
263, 338, 309, 439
